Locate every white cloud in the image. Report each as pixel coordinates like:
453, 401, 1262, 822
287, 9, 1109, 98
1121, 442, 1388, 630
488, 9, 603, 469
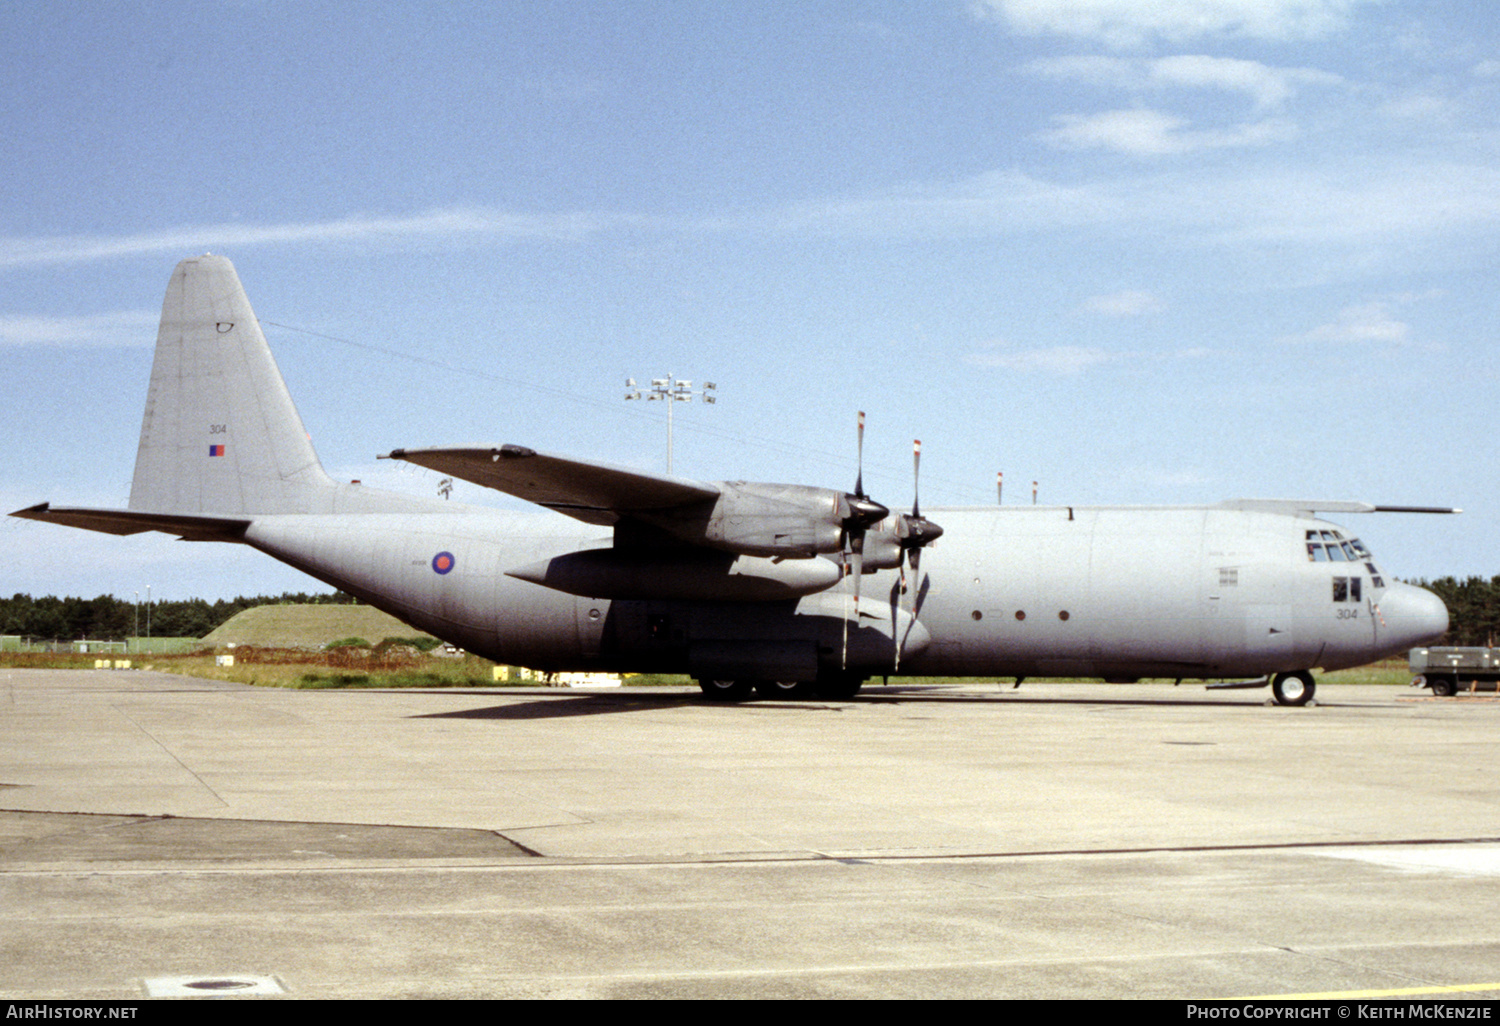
966, 343, 1116, 374
964, 341, 1210, 374
1043, 108, 1297, 156
1122, 464, 1217, 488
1149, 55, 1342, 109
973, 0, 1376, 48
4, 157, 1498, 278
1046, 108, 1187, 156
1026, 55, 1139, 88
1029, 55, 1343, 109
1381, 91, 1459, 123
1086, 290, 1166, 316
0, 311, 159, 347
1280, 300, 1410, 345
0, 207, 631, 271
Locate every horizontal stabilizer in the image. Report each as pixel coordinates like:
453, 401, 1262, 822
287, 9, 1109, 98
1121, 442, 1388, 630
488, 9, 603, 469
382, 445, 720, 525
10, 503, 250, 541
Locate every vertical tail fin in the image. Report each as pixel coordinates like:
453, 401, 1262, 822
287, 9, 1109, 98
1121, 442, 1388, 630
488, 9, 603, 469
129, 255, 335, 514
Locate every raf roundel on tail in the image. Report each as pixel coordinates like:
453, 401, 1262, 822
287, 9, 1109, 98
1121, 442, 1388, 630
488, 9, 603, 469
12, 255, 1455, 704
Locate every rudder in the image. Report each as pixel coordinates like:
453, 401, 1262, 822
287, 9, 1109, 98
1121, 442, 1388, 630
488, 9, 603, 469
129, 255, 334, 515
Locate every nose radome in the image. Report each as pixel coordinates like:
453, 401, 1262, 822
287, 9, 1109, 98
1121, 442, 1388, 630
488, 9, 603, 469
1380, 582, 1449, 648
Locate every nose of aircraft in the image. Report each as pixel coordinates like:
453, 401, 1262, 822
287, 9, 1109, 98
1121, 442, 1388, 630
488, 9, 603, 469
1379, 582, 1450, 650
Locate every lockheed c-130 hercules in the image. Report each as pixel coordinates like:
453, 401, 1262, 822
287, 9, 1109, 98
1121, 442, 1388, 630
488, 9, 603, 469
13, 255, 1454, 706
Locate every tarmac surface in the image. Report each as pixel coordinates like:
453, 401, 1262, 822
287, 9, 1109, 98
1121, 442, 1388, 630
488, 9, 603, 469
3, 668, 1500, 1000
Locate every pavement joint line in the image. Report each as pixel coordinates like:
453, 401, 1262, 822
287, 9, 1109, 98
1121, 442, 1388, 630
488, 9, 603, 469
6, 821, 1500, 875
110, 704, 229, 807
1233, 980, 1500, 1000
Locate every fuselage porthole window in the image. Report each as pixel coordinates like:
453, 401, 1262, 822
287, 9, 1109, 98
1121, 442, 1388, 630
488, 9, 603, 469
1351, 577, 1362, 602
1333, 577, 1348, 602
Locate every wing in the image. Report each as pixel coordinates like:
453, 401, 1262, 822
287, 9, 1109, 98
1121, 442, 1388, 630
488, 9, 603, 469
1214, 500, 1461, 515
381, 444, 721, 525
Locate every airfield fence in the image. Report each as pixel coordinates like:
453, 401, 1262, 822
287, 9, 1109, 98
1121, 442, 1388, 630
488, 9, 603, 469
0, 635, 201, 655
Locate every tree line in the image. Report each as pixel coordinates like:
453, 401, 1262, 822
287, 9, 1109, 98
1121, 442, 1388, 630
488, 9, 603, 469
1411, 577, 1500, 648
1, 591, 356, 642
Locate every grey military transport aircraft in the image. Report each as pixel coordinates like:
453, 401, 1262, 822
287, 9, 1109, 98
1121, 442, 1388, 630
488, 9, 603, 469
14, 256, 1453, 705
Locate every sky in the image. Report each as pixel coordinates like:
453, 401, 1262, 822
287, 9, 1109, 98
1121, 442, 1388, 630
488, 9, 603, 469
3, 0, 1498, 601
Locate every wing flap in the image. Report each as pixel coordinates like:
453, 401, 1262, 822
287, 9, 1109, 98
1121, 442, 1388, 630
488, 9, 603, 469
382, 445, 720, 525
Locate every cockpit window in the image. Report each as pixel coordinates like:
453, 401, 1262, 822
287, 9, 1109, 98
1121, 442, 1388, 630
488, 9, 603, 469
1306, 529, 1376, 566
1332, 576, 1363, 603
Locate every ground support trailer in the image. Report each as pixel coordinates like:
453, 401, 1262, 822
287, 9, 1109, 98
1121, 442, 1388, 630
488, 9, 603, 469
1410, 647, 1500, 695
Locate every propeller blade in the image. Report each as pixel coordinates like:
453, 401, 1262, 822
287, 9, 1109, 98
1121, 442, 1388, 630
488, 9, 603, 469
840, 511, 871, 669
912, 439, 921, 519
851, 536, 863, 609
854, 410, 866, 499
895, 437, 943, 558
841, 545, 850, 669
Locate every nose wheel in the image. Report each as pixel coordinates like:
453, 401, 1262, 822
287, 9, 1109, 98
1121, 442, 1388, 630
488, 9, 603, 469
1271, 671, 1315, 706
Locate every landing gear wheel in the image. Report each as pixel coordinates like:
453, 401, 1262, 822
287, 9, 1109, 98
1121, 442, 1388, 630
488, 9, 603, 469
753, 679, 814, 699
1271, 671, 1315, 706
814, 673, 864, 700
698, 678, 753, 702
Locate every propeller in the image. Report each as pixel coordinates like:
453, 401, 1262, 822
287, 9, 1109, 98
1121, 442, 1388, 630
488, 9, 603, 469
840, 411, 889, 668
836, 417, 947, 671
897, 438, 944, 573
892, 439, 944, 670
838, 412, 891, 601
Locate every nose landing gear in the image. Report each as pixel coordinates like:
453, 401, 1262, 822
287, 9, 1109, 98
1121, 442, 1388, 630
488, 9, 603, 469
1271, 671, 1316, 706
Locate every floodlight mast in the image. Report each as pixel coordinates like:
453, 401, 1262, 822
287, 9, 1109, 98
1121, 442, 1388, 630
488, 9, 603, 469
624, 374, 717, 475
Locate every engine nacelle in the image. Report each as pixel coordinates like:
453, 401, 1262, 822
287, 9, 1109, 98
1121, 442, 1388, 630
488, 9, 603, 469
638, 481, 854, 558
507, 546, 842, 601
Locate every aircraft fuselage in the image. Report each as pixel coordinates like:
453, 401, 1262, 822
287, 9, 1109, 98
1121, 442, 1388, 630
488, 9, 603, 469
242, 500, 1446, 682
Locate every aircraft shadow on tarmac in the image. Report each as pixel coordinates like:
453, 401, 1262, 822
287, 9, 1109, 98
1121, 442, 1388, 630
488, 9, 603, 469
411, 686, 1296, 721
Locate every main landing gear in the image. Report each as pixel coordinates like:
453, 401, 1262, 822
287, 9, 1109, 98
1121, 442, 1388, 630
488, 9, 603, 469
698, 678, 755, 701
1270, 671, 1316, 707
697, 674, 863, 701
